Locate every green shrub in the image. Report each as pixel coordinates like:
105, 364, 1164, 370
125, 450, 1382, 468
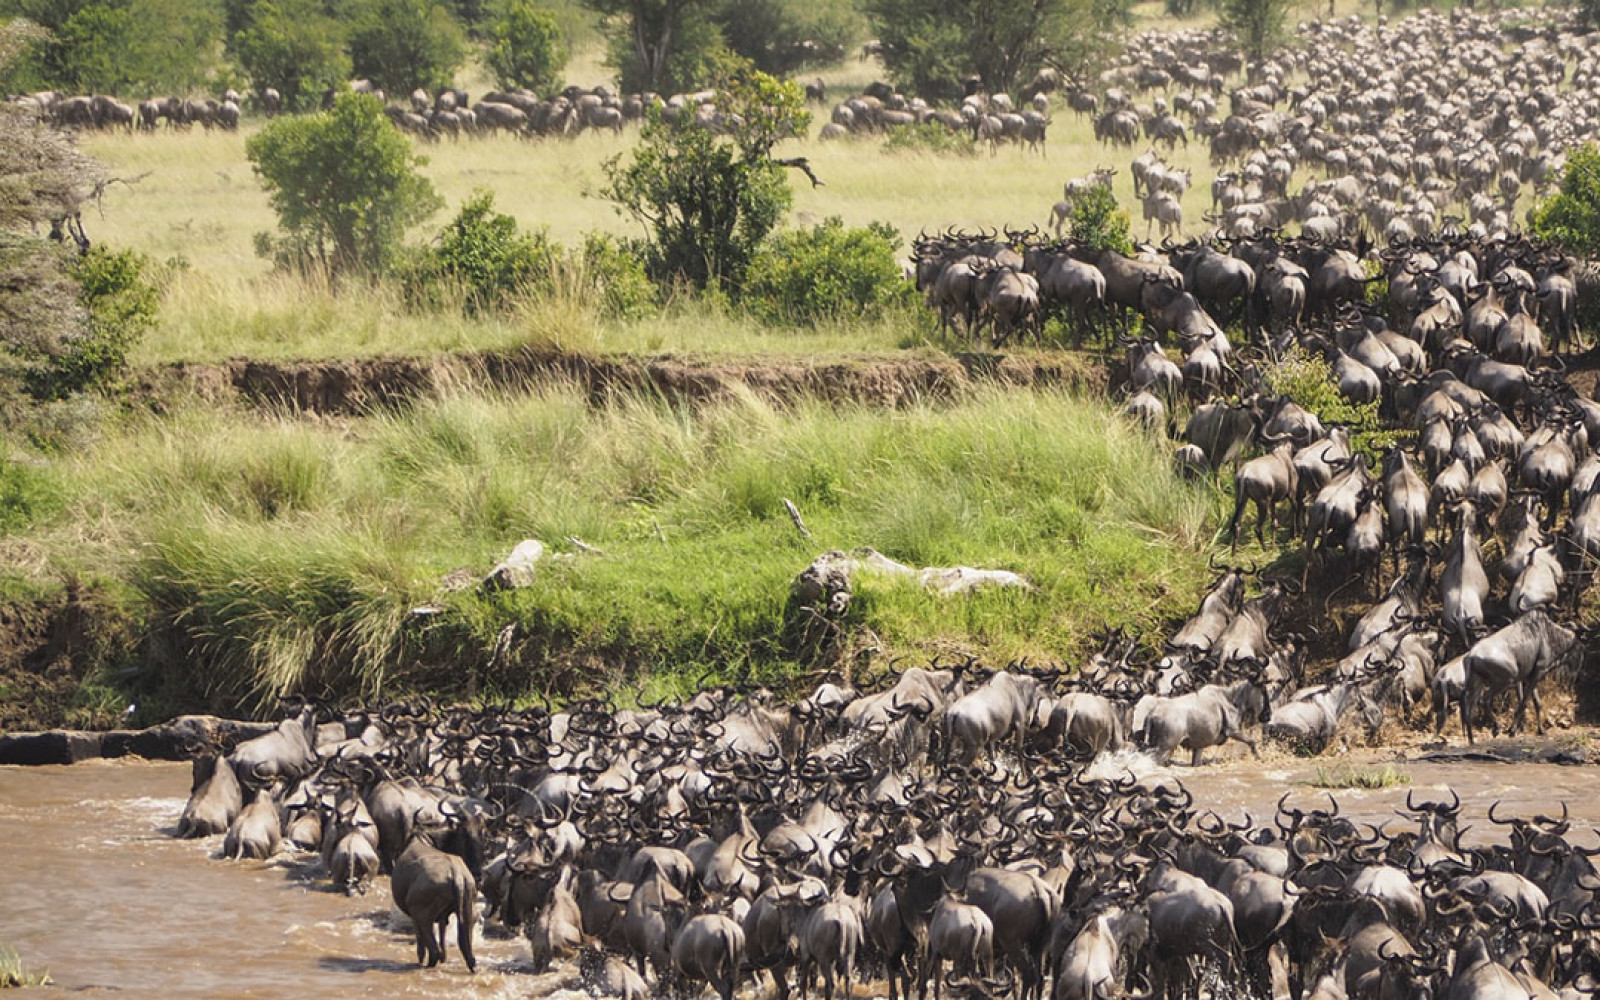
579, 233, 657, 321
347, 0, 468, 95
602, 67, 809, 291
231, 0, 353, 113
1263, 348, 1402, 462
403, 190, 559, 314
741, 218, 914, 326
1068, 186, 1134, 256
1531, 145, 1600, 257
247, 92, 443, 275
882, 121, 974, 156
401, 194, 655, 320
27, 246, 158, 400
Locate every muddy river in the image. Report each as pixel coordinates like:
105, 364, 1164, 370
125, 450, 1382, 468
0, 749, 1594, 997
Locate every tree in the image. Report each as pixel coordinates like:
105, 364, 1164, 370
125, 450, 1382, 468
602, 67, 808, 289
246, 92, 443, 274
1, 0, 225, 93
861, 0, 1115, 102
346, 0, 466, 95
485, 0, 566, 93
583, 0, 722, 94
232, 0, 350, 111
712, 0, 859, 76
1531, 145, 1600, 258
1, 18, 156, 404
1218, 0, 1287, 63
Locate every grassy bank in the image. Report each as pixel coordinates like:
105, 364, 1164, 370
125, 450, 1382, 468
3, 384, 1221, 717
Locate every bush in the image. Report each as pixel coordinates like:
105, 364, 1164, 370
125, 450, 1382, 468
882, 121, 975, 156
1067, 186, 1134, 255
402, 193, 655, 320
602, 67, 809, 291
26, 246, 159, 400
247, 92, 443, 275
485, 0, 568, 92
1531, 145, 1600, 257
346, 0, 468, 95
1263, 348, 1402, 462
742, 218, 914, 326
403, 191, 559, 313
588, 0, 729, 94
579, 233, 657, 321
714, 0, 861, 75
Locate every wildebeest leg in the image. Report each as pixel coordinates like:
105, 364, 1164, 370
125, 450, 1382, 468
1230, 491, 1249, 551
456, 903, 476, 973
435, 916, 450, 964
1190, 745, 1203, 766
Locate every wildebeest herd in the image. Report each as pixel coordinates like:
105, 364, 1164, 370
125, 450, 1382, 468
174, 650, 1600, 1000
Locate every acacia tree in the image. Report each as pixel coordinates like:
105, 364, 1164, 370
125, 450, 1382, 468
602, 68, 808, 289
862, 0, 1122, 101
247, 92, 442, 274
1218, 0, 1288, 63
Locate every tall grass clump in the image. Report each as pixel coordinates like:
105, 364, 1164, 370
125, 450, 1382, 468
0, 946, 49, 988
34, 385, 1223, 711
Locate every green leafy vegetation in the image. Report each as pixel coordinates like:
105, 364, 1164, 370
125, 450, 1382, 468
602, 67, 808, 290
15, 386, 1217, 712
0, 0, 225, 94
247, 92, 443, 274
1068, 185, 1135, 255
882, 121, 976, 157
863, 0, 1125, 101
1218, 0, 1288, 61
485, 0, 568, 92
400, 190, 654, 319
347, 0, 467, 95
742, 218, 914, 326
26, 246, 159, 400
1531, 144, 1600, 257
1263, 348, 1402, 463
231, 0, 352, 112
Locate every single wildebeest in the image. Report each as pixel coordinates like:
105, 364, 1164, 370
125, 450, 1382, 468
390, 802, 482, 972
178, 752, 242, 838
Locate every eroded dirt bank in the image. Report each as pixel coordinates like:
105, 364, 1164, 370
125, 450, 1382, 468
137, 348, 1107, 416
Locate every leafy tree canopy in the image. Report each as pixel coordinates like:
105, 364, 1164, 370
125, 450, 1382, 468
247, 91, 442, 274
231, 0, 351, 110
346, 0, 466, 95
861, 0, 1124, 102
485, 0, 567, 93
602, 65, 808, 289
1531, 145, 1600, 258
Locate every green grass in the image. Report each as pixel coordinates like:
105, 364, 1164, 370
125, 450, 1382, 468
0, 947, 50, 989
11, 384, 1224, 713
1306, 763, 1412, 789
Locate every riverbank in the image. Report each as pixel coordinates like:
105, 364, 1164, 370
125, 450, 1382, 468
1, 375, 1220, 727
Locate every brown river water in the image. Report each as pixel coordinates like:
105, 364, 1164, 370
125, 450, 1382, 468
1, 749, 1596, 998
